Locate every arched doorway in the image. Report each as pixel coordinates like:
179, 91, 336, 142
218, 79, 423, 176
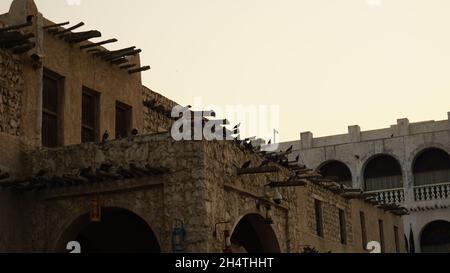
420, 220, 450, 253
413, 148, 450, 186
57, 207, 161, 253
319, 161, 352, 188
230, 214, 281, 253
364, 154, 403, 191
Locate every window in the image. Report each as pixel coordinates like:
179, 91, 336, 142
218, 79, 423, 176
82, 88, 100, 143
339, 209, 347, 245
394, 226, 400, 253
42, 71, 62, 147
378, 220, 385, 253
360, 212, 367, 250
115, 101, 132, 139
314, 199, 324, 237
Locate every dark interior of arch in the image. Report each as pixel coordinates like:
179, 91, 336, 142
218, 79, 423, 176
65, 208, 160, 253
413, 149, 450, 186
230, 214, 281, 253
421, 220, 450, 253
364, 155, 402, 191
319, 161, 352, 187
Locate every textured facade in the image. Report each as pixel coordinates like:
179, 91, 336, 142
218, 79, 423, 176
0, 0, 405, 253
280, 115, 450, 252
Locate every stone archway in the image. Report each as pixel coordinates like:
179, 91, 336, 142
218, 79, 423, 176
318, 160, 353, 188
56, 207, 161, 253
363, 154, 403, 191
230, 213, 281, 253
413, 148, 450, 186
420, 220, 450, 253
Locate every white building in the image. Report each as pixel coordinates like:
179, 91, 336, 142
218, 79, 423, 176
280, 112, 450, 253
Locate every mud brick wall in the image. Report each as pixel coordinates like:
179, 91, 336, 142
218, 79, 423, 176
142, 86, 177, 134
0, 49, 23, 136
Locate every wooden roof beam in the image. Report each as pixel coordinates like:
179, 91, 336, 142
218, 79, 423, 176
80, 38, 118, 50
50, 22, 84, 35
43, 21, 70, 30
128, 65, 150, 74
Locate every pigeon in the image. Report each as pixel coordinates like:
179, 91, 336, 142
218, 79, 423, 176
36, 169, 46, 177
233, 123, 241, 130
102, 130, 109, 143
286, 145, 293, 153
295, 154, 300, 162
259, 158, 271, 167
241, 160, 251, 169
267, 139, 272, 145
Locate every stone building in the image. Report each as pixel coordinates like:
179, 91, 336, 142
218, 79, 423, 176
280, 114, 450, 253
0, 0, 405, 253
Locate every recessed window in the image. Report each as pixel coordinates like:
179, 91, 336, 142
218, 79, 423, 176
81, 88, 100, 143
339, 209, 347, 245
360, 212, 367, 250
394, 226, 400, 253
115, 101, 132, 139
42, 70, 63, 147
314, 199, 324, 237
379, 220, 385, 253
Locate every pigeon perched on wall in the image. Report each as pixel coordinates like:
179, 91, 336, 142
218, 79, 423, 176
102, 130, 109, 143
286, 145, 293, 153
241, 160, 251, 169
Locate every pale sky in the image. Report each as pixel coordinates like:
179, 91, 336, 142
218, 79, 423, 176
1, 0, 450, 142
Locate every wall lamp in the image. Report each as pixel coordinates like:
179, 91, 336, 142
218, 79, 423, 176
264, 184, 283, 205
264, 204, 274, 225
213, 221, 232, 253
172, 219, 186, 253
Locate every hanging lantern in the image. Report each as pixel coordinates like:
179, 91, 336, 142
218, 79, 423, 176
223, 230, 233, 253
265, 204, 274, 225
90, 196, 101, 222
172, 219, 186, 253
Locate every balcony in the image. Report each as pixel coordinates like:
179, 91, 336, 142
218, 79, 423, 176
367, 188, 405, 205
414, 182, 450, 202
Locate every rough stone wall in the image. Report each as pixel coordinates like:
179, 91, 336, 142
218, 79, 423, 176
305, 184, 353, 246
202, 140, 294, 252
26, 134, 210, 252
0, 49, 23, 136
142, 86, 177, 134
350, 199, 406, 253
10, 135, 406, 253
281, 115, 450, 251
42, 17, 144, 145
202, 140, 405, 253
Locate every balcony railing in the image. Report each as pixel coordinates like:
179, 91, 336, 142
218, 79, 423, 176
414, 182, 450, 202
366, 188, 405, 205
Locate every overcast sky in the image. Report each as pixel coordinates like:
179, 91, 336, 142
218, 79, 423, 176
1, 0, 450, 142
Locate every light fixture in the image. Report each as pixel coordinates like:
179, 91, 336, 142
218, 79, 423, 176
263, 184, 283, 205
90, 196, 101, 222
172, 219, 186, 253
273, 188, 283, 205
223, 229, 233, 253
265, 204, 274, 225
213, 221, 232, 253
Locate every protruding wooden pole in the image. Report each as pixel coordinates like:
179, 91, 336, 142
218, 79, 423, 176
128, 65, 151, 74
80, 38, 118, 49
43, 21, 70, 30
237, 166, 280, 175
